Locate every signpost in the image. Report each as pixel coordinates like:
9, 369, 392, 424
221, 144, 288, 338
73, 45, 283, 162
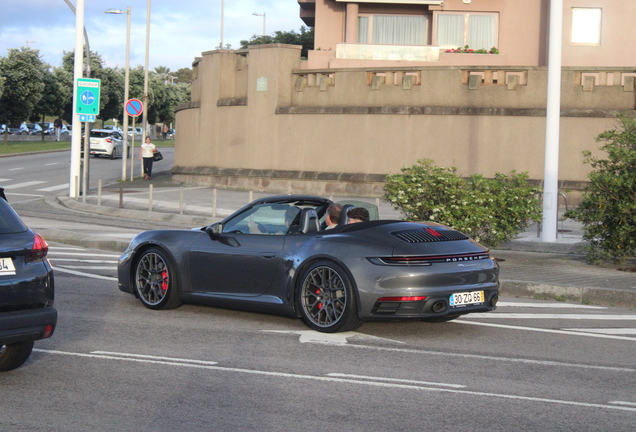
74, 77, 100, 201
125, 99, 143, 181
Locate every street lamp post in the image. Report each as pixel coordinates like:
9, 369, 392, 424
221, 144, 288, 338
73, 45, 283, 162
220, 0, 224, 48
105, 7, 131, 181
141, 0, 151, 179
252, 12, 266, 36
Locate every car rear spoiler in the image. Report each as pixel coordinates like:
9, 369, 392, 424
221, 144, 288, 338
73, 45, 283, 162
0, 186, 6, 201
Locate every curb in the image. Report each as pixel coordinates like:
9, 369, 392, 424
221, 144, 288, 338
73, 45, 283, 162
39, 228, 131, 253
0, 148, 71, 158
57, 195, 221, 226
500, 280, 636, 309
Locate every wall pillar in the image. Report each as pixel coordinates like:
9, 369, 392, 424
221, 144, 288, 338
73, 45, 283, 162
345, 3, 359, 43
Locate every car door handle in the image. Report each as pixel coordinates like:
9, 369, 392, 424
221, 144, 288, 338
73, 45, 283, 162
259, 252, 276, 259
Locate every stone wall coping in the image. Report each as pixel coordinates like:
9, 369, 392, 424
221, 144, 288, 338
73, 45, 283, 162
293, 66, 636, 74
175, 101, 201, 113
276, 106, 636, 118
247, 43, 302, 51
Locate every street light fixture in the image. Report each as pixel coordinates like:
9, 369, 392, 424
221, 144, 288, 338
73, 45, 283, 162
252, 12, 266, 36
26, 40, 36, 48
105, 7, 131, 181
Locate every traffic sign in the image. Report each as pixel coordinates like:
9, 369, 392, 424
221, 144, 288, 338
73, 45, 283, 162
75, 78, 101, 115
125, 99, 143, 117
79, 114, 96, 122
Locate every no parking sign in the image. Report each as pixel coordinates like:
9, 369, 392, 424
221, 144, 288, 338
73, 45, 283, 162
125, 99, 143, 117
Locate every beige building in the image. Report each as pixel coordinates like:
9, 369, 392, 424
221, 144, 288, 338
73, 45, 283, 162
174, 0, 636, 203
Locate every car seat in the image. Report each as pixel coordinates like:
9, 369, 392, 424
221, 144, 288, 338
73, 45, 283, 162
299, 208, 320, 234
338, 204, 355, 226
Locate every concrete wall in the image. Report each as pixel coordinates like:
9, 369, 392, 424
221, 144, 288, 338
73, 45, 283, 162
176, 45, 636, 200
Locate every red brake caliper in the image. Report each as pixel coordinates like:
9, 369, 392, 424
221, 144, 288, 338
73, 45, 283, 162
161, 271, 168, 291
316, 290, 322, 309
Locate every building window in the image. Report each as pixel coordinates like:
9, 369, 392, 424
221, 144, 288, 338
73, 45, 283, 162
435, 12, 498, 50
571, 8, 601, 45
358, 15, 428, 45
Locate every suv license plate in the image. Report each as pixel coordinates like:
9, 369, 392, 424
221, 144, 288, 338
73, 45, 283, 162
0, 258, 16, 275
449, 290, 484, 307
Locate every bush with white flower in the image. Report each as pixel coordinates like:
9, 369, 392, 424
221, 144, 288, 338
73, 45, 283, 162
383, 159, 541, 248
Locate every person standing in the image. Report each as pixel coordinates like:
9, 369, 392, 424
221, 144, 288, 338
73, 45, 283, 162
53, 117, 62, 142
156, 124, 162, 140
163, 124, 169, 141
139, 136, 157, 180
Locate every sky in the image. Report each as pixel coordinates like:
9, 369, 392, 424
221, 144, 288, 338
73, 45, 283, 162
0, 0, 306, 72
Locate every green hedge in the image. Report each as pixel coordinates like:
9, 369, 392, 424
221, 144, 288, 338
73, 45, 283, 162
383, 159, 541, 248
565, 116, 636, 264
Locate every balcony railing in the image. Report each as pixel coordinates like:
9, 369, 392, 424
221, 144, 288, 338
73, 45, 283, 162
335, 43, 440, 62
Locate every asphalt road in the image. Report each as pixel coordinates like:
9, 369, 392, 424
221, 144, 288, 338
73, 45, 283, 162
2, 242, 635, 431
0, 148, 175, 203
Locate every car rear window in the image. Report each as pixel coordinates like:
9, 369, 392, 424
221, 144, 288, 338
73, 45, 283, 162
0, 199, 27, 234
90, 131, 111, 138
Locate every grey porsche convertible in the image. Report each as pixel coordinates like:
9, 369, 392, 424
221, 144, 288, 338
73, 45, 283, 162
118, 195, 499, 333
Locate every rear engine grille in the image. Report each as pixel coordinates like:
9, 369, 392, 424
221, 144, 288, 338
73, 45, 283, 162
392, 228, 469, 243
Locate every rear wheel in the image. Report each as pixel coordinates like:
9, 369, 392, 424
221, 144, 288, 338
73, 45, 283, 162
134, 248, 182, 310
0, 341, 34, 372
297, 261, 363, 333
110, 147, 118, 159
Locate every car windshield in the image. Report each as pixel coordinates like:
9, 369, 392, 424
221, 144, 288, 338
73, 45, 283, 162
90, 131, 112, 138
0, 199, 27, 234
222, 201, 327, 235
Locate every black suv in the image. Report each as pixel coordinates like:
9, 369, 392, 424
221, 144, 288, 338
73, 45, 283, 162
0, 186, 57, 371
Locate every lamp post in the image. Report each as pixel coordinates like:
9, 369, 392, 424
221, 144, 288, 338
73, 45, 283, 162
140, 0, 151, 179
220, 0, 224, 48
252, 12, 266, 36
105, 7, 131, 181
26, 40, 36, 48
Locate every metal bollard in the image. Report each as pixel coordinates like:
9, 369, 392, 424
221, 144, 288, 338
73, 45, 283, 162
149, 184, 153, 212
376, 197, 380, 208
249, 190, 253, 203
212, 188, 217, 218
98, 180, 102, 206
179, 187, 184, 215
119, 182, 123, 209
329, 195, 333, 202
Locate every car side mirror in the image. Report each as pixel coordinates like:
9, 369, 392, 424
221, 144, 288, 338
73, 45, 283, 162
206, 222, 223, 240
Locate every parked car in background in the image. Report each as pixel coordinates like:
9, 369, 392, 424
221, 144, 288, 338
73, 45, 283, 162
25, 123, 43, 135
40, 122, 69, 137
127, 126, 143, 137
0, 186, 57, 372
86, 129, 130, 159
102, 125, 122, 132
167, 128, 175, 139
0, 125, 5, 134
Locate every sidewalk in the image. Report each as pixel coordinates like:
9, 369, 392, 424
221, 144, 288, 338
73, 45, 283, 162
32, 171, 636, 308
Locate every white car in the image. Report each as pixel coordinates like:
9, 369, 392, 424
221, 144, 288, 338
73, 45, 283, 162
88, 129, 130, 159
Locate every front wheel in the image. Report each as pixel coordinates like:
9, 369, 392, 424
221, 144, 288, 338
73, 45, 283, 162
134, 248, 182, 310
297, 261, 363, 333
0, 341, 34, 372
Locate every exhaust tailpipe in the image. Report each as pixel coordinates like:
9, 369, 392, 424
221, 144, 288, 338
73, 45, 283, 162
432, 301, 446, 313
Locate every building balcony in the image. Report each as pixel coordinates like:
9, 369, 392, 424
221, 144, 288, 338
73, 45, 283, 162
335, 43, 440, 62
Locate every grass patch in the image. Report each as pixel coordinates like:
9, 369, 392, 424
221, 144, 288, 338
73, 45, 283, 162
0, 141, 71, 155
152, 139, 175, 148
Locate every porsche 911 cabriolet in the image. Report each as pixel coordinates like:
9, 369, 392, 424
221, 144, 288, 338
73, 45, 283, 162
118, 195, 499, 333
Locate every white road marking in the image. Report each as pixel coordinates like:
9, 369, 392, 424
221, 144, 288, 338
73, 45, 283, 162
55, 265, 115, 270
265, 330, 633, 372
36, 183, 69, 192
3, 180, 47, 189
564, 328, 636, 335
465, 314, 636, 320
456, 320, 636, 342
498, 302, 607, 309
326, 373, 465, 388
45, 163, 58, 166
9, 167, 24, 171
90, 351, 218, 365
5, 192, 44, 197
48, 258, 118, 264
262, 330, 405, 345
610, 401, 636, 407
0, 178, 11, 182
50, 247, 86, 251
48, 252, 121, 258
53, 267, 117, 281
32, 348, 636, 413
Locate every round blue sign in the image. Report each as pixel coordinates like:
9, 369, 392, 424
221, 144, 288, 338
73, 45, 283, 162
80, 90, 95, 105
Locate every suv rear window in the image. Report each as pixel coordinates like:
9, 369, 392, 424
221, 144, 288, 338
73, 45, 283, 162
0, 199, 27, 234
90, 131, 111, 138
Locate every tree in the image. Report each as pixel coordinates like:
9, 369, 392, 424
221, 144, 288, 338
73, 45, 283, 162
97, 67, 125, 126
240, 26, 314, 58
0, 48, 45, 145
173, 67, 193, 84
30, 65, 71, 142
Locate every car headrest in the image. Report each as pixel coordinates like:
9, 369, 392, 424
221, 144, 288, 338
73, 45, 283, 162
300, 208, 320, 234
338, 204, 355, 226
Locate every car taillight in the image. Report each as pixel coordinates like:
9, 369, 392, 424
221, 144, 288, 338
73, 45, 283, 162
43, 324, 54, 339
378, 296, 426, 302
27, 233, 49, 263
106, 138, 112, 143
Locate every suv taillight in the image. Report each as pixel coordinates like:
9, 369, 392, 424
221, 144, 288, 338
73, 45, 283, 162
27, 233, 49, 263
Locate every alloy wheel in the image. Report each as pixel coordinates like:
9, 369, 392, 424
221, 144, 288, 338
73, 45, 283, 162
300, 266, 347, 328
135, 252, 169, 306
